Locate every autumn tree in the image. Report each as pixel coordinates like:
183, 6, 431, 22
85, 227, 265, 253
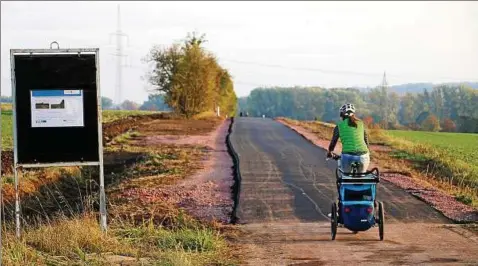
169, 38, 216, 117
363, 116, 374, 128
421, 114, 441, 132
145, 32, 237, 118
441, 118, 457, 132
145, 44, 182, 104
120, 100, 139, 110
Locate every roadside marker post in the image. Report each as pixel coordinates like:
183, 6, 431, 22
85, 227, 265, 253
9, 42, 106, 238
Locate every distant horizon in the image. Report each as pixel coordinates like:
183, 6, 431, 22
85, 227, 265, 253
3, 80, 477, 103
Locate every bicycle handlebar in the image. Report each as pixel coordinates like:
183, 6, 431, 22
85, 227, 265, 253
326, 152, 341, 161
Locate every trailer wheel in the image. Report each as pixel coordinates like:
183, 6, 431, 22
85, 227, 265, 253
378, 201, 384, 241
331, 202, 338, 240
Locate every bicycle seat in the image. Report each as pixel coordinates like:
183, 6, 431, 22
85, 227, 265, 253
338, 167, 380, 178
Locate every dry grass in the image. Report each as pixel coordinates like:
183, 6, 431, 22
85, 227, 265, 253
2, 214, 237, 266
1, 103, 12, 111
277, 117, 334, 140
193, 111, 218, 120
25, 215, 133, 257
1, 167, 80, 202
2, 215, 130, 266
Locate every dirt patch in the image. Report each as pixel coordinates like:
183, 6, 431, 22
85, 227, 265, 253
166, 119, 234, 224
113, 119, 234, 224
139, 118, 222, 136
103, 113, 174, 143
130, 117, 223, 148
276, 118, 478, 223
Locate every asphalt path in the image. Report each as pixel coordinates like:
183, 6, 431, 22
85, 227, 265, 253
230, 117, 448, 224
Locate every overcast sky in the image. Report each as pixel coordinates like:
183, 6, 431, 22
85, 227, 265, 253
2, 1, 478, 103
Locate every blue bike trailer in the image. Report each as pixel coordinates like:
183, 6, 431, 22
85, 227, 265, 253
340, 183, 377, 231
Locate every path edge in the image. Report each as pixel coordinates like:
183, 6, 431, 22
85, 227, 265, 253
226, 117, 242, 224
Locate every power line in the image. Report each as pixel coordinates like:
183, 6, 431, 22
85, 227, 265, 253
221, 58, 380, 77
220, 58, 478, 82
111, 45, 476, 82
233, 80, 326, 88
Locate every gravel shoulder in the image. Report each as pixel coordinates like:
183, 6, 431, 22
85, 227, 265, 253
122, 118, 235, 224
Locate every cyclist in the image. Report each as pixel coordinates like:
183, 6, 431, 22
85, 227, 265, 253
327, 103, 370, 174
327, 103, 370, 221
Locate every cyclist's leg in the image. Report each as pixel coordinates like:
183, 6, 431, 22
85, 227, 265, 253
336, 158, 341, 193
357, 153, 370, 173
337, 154, 353, 204
340, 154, 352, 173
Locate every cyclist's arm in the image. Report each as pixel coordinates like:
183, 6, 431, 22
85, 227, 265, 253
364, 129, 370, 147
328, 126, 340, 152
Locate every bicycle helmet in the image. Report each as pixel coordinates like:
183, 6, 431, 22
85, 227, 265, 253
340, 103, 355, 116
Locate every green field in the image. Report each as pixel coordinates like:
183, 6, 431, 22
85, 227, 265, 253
1, 110, 157, 150
387, 130, 478, 165
1, 111, 13, 150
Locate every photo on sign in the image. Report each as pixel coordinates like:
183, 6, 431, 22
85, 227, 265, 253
30, 90, 85, 128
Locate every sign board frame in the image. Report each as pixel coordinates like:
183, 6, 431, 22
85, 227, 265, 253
9, 47, 106, 237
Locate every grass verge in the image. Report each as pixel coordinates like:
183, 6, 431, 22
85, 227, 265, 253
384, 135, 478, 206
3, 214, 235, 266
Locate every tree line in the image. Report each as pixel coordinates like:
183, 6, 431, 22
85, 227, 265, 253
144, 32, 237, 118
1, 92, 169, 112
239, 84, 478, 133
101, 95, 170, 111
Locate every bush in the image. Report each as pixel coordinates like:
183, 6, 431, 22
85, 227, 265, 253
441, 118, 457, 132
421, 114, 441, 132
